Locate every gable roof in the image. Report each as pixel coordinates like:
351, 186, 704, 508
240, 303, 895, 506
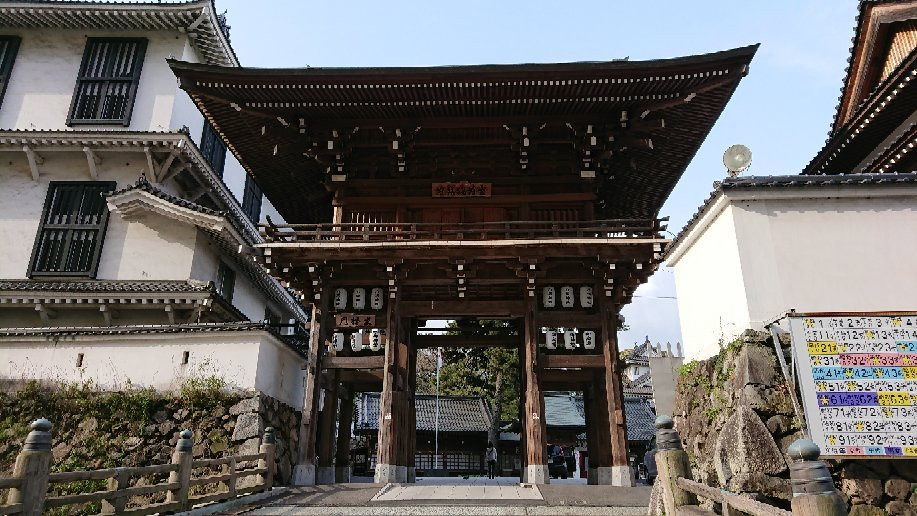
169, 46, 758, 223
803, 0, 917, 174
0, 0, 238, 67
356, 393, 493, 433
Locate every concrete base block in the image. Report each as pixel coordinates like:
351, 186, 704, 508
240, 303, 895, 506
396, 465, 407, 482
335, 465, 351, 483
316, 466, 335, 484
374, 463, 402, 484
406, 466, 416, 483
525, 464, 550, 484
292, 464, 315, 486
587, 467, 598, 485
596, 465, 635, 486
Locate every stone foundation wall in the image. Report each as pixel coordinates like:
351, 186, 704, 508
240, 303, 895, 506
0, 381, 301, 488
671, 331, 917, 515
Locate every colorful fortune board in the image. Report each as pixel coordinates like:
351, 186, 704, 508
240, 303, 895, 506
789, 314, 917, 458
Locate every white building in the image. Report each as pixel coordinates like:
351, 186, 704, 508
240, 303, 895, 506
0, 0, 307, 408
666, 0, 917, 360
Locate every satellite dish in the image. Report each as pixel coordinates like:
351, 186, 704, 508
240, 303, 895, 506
723, 144, 752, 177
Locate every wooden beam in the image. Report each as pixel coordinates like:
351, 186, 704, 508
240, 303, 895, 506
99, 304, 118, 327
398, 300, 524, 317
541, 354, 605, 369
599, 288, 630, 473
540, 368, 594, 385
34, 303, 55, 326
338, 370, 384, 383
413, 334, 517, 348
522, 294, 548, 482
321, 355, 385, 370
342, 192, 594, 207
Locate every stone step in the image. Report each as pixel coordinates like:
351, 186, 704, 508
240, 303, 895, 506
243, 506, 649, 515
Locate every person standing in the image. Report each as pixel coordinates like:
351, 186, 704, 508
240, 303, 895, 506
486, 441, 498, 479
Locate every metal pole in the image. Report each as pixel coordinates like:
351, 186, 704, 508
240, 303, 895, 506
435, 346, 441, 471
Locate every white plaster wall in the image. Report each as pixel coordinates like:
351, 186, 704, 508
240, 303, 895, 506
0, 151, 185, 279
669, 205, 751, 361
0, 331, 305, 407
0, 29, 192, 131
733, 191, 917, 329
169, 39, 206, 139
95, 210, 198, 281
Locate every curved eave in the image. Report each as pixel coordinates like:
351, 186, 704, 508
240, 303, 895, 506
170, 45, 758, 223
803, 49, 917, 175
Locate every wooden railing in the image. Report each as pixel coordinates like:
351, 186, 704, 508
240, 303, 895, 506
0, 419, 276, 515
652, 416, 848, 516
260, 218, 663, 243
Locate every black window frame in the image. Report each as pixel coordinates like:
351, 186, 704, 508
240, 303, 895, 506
200, 121, 227, 177
242, 174, 263, 223
0, 36, 21, 109
67, 37, 147, 126
215, 261, 236, 303
28, 181, 117, 278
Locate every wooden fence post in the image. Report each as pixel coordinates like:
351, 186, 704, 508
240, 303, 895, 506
788, 439, 846, 516
8, 418, 53, 515
167, 429, 194, 511
259, 427, 277, 491
653, 415, 697, 515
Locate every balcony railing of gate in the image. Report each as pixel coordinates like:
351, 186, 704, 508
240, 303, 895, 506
260, 218, 666, 243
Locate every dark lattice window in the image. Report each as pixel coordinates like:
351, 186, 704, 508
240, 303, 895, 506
216, 261, 235, 303
29, 181, 116, 277
200, 122, 227, 177
0, 36, 21, 109
68, 38, 146, 125
242, 174, 262, 223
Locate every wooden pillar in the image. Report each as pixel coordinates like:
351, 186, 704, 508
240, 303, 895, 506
316, 369, 339, 484
405, 325, 418, 482
375, 288, 408, 483
335, 387, 354, 483
597, 291, 634, 486
583, 385, 600, 484
294, 290, 329, 485
522, 294, 549, 484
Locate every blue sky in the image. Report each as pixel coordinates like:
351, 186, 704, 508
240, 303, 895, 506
217, 0, 858, 348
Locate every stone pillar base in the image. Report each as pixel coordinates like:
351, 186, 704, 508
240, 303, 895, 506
335, 465, 351, 483
292, 464, 316, 486
525, 464, 550, 484
406, 466, 416, 483
316, 466, 335, 484
596, 465, 635, 486
587, 467, 598, 485
374, 463, 406, 483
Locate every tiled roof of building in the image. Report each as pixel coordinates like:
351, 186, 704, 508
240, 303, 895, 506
355, 393, 493, 433
666, 173, 917, 260
542, 392, 656, 442
0, 0, 237, 67
106, 175, 224, 217
0, 279, 212, 293
0, 321, 276, 337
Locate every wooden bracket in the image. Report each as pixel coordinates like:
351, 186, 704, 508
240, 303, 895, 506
22, 145, 44, 181
35, 303, 56, 325
83, 147, 101, 180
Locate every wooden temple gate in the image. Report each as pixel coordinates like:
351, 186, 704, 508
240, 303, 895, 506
169, 44, 757, 486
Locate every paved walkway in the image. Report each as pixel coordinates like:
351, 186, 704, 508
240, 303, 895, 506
215, 477, 651, 515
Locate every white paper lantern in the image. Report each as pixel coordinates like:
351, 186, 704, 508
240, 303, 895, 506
369, 329, 382, 351
564, 330, 576, 349
350, 331, 362, 352
545, 330, 557, 350
542, 286, 556, 308
561, 286, 575, 308
332, 332, 345, 352
333, 288, 348, 310
370, 288, 384, 310
352, 288, 366, 310
583, 331, 596, 350
579, 286, 594, 308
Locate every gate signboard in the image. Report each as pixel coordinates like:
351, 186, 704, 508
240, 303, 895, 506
788, 312, 917, 458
